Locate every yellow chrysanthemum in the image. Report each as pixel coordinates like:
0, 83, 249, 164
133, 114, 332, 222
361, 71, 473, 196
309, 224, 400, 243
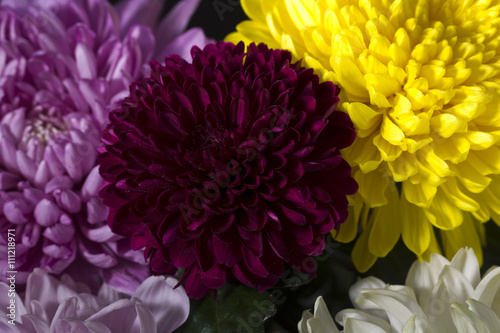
227, 0, 500, 271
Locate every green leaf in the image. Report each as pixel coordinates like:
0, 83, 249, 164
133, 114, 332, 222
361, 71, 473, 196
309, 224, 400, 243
177, 283, 277, 333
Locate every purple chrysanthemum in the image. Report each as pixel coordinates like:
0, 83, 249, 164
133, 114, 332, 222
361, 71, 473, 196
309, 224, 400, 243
99, 42, 358, 298
0, 0, 209, 294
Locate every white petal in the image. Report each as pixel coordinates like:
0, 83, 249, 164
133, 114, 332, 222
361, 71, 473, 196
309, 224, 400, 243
132, 276, 189, 333
401, 314, 432, 333
450, 248, 481, 288
85, 299, 136, 332
18, 314, 50, 333
314, 296, 336, 329
306, 317, 339, 333
0, 282, 27, 319
439, 266, 475, 304
83, 321, 112, 333
135, 303, 157, 333
426, 280, 456, 331
298, 310, 314, 333
350, 277, 386, 309
344, 318, 388, 333
406, 259, 436, 309
26, 269, 77, 321
97, 283, 121, 305
450, 302, 487, 333
50, 297, 79, 332
336, 309, 391, 331
357, 289, 426, 331
466, 299, 500, 332
472, 267, 500, 309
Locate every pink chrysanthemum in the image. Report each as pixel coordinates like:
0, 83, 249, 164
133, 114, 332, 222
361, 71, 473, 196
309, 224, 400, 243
99, 41, 357, 298
0, 0, 209, 293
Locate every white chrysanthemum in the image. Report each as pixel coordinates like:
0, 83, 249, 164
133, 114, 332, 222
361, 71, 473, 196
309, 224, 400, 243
299, 248, 500, 333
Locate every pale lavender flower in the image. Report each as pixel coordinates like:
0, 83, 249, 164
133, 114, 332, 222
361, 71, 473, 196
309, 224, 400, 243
0, 0, 209, 293
0, 268, 189, 333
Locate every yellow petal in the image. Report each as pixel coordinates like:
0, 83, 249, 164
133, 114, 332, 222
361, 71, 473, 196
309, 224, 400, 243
368, 186, 401, 257
403, 178, 437, 208
451, 162, 492, 194
344, 102, 383, 136
465, 131, 496, 150
380, 114, 405, 145
433, 134, 470, 164
330, 56, 369, 100
333, 196, 361, 243
344, 133, 383, 173
441, 177, 480, 212
242, 0, 266, 22
354, 168, 389, 207
352, 223, 378, 273
467, 147, 500, 176
430, 114, 466, 138
388, 152, 419, 182
417, 229, 442, 262
285, 0, 317, 28
401, 194, 431, 255
439, 214, 484, 266
373, 134, 404, 162
424, 189, 464, 230
365, 73, 401, 97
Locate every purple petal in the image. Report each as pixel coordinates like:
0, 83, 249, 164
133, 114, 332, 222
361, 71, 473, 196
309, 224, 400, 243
86, 197, 109, 224
0, 171, 21, 190
34, 161, 50, 188
155, 28, 210, 62
75, 43, 97, 79
56, 189, 81, 213
43, 223, 76, 244
283, 184, 311, 204
81, 166, 104, 200
115, 0, 163, 35
45, 176, 72, 193
64, 143, 83, 181
1, 107, 25, 141
34, 198, 62, 227
16, 150, 36, 183
3, 199, 28, 224
242, 247, 268, 278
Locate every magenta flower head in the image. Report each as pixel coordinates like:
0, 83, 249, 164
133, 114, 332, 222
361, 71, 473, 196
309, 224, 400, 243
0, 268, 189, 332
0, 0, 209, 294
99, 41, 358, 298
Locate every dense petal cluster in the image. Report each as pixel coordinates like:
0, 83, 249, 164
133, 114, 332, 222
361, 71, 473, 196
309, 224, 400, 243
0, 0, 207, 293
228, 0, 500, 270
0, 268, 189, 333
98, 41, 357, 298
299, 248, 500, 333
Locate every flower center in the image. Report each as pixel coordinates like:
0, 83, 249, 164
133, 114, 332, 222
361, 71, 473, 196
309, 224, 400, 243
24, 108, 68, 146
192, 123, 226, 152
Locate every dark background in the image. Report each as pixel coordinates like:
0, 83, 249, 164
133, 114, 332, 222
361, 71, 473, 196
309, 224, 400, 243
137, 0, 249, 41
